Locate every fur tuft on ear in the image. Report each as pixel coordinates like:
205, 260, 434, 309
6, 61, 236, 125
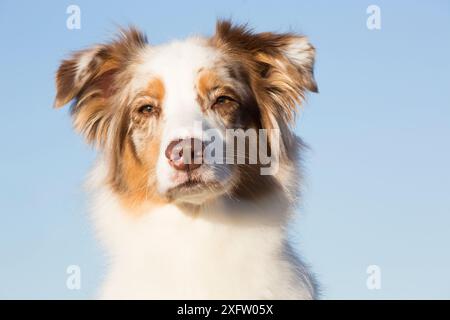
54, 26, 147, 145
54, 47, 101, 108
281, 37, 318, 93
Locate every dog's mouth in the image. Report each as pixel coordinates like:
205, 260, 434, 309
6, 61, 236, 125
166, 178, 225, 204
165, 164, 236, 204
159, 161, 237, 205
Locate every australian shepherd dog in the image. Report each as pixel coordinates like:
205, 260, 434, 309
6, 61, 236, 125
54, 20, 318, 299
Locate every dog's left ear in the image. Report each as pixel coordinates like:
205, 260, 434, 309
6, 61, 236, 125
213, 20, 317, 156
213, 21, 317, 120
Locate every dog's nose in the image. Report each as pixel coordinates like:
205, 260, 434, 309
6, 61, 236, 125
165, 138, 204, 171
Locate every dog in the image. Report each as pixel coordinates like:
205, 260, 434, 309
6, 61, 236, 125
54, 20, 318, 299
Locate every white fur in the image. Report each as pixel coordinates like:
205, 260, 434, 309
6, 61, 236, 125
88, 161, 315, 300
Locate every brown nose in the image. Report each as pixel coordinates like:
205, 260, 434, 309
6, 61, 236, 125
165, 138, 204, 171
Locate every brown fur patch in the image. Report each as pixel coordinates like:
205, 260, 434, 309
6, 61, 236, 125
113, 134, 167, 213
197, 69, 219, 100
109, 78, 168, 212
146, 77, 165, 101
196, 67, 260, 129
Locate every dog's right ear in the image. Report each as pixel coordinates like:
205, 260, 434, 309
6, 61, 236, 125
54, 27, 147, 108
54, 27, 147, 145
54, 46, 105, 108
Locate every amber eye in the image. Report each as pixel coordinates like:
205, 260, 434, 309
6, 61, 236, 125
214, 95, 233, 106
138, 104, 154, 115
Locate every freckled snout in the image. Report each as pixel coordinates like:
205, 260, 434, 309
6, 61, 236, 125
165, 138, 205, 171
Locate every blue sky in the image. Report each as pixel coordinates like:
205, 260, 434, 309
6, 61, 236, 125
0, 0, 449, 299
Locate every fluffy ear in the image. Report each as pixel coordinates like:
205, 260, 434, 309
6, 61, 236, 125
55, 46, 102, 108
214, 20, 317, 116
54, 27, 147, 144
213, 20, 317, 156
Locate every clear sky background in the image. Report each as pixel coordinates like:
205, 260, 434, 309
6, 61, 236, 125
0, 0, 449, 299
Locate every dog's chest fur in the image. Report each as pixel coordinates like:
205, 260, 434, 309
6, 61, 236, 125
89, 163, 315, 300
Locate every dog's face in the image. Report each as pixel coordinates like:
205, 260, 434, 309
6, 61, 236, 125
55, 21, 317, 207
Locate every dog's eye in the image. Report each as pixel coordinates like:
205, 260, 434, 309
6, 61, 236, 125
138, 104, 154, 115
213, 96, 234, 107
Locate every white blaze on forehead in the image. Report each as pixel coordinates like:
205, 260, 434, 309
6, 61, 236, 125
134, 37, 220, 141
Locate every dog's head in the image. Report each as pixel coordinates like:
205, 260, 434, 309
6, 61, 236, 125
55, 21, 317, 207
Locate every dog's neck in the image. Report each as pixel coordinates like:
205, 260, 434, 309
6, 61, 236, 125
87, 157, 314, 299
